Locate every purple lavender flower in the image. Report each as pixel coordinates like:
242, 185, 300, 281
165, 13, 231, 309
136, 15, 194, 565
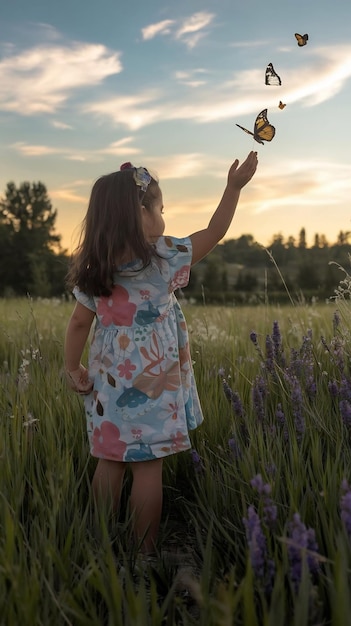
243, 505, 276, 591
190, 449, 204, 473
340, 400, 351, 427
265, 335, 275, 372
284, 374, 305, 441
228, 437, 241, 459
222, 378, 246, 418
287, 513, 320, 591
243, 505, 267, 579
250, 331, 258, 346
328, 379, 339, 398
340, 479, 351, 536
252, 375, 267, 422
272, 320, 285, 367
250, 474, 277, 530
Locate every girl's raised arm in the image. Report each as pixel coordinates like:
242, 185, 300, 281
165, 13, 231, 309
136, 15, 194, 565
190, 151, 258, 266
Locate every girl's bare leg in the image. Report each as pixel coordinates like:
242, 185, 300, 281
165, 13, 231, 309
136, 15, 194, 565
92, 459, 126, 513
130, 458, 163, 554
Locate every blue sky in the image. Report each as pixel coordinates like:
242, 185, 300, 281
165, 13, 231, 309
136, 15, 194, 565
1, 0, 351, 252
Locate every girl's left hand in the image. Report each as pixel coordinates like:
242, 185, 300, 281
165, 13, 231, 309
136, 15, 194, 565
66, 364, 93, 395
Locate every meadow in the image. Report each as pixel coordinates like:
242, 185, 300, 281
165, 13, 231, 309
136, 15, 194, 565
1, 288, 351, 625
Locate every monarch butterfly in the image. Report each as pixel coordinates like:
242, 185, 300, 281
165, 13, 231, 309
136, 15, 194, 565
265, 63, 281, 86
295, 33, 308, 47
278, 100, 286, 109
236, 109, 275, 145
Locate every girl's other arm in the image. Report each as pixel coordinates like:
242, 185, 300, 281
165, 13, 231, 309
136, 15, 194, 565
190, 151, 258, 266
64, 302, 95, 392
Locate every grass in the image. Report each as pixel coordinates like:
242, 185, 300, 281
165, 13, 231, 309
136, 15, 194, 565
1, 291, 351, 624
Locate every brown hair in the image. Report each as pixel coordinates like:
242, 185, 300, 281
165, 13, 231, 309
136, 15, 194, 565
66, 169, 161, 296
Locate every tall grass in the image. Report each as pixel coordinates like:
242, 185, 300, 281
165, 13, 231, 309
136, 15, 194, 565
1, 292, 351, 624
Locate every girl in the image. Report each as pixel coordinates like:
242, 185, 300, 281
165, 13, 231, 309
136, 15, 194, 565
64, 153, 258, 554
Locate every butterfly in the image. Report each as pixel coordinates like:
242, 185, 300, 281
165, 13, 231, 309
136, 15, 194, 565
236, 109, 275, 145
295, 33, 308, 47
265, 63, 281, 86
278, 101, 286, 110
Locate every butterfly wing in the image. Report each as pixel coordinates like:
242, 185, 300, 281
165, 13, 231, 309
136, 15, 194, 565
254, 109, 275, 143
236, 123, 255, 139
265, 63, 282, 86
278, 100, 286, 109
295, 33, 308, 46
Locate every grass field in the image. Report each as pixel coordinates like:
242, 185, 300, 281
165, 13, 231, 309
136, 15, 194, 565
1, 293, 351, 625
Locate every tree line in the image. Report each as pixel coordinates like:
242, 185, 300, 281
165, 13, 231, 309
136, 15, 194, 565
1, 181, 350, 302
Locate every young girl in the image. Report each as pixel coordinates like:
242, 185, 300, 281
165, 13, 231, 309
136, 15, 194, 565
64, 153, 258, 553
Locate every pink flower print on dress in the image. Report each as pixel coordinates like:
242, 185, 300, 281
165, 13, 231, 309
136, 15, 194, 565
169, 265, 190, 292
170, 430, 189, 452
131, 428, 142, 440
97, 285, 136, 327
117, 358, 136, 380
91, 422, 127, 460
140, 290, 150, 300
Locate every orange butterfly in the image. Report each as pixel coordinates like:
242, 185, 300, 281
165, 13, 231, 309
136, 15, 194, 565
295, 33, 308, 47
236, 109, 275, 145
278, 101, 286, 110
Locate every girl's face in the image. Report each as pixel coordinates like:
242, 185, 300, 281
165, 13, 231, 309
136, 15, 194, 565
142, 192, 165, 241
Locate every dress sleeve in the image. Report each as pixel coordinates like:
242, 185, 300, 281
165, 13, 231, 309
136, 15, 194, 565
155, 236, 192, 292
72, 286, 97, 312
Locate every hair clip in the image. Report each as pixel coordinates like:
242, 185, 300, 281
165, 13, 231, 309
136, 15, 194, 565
119, 162, 151, 192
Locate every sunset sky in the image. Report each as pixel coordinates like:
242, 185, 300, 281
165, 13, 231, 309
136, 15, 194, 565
1, 0, 351, 253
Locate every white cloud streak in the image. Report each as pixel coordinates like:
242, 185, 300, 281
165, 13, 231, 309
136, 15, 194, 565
0, 42, 122, 114
141, 11, 215, 48
141, 20, 174, 40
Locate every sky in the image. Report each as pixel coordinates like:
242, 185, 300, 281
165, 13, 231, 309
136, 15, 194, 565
1, 0, 351, 253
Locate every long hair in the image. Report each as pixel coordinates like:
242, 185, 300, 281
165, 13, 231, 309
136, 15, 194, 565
66, 169, 160, 296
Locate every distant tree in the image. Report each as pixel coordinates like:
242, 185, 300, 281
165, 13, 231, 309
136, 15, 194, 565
336, 230, 351, 245
298, 228, 307, 250
0, 181, 65, 296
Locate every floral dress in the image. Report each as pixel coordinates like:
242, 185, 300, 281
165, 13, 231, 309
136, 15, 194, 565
73, 235, 203, 462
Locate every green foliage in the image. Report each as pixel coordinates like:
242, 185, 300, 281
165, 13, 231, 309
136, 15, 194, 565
0, 182, 68, 297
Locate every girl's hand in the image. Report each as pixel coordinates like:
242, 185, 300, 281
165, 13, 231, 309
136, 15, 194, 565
227, 151, 258, 191
65, 364, 93, 395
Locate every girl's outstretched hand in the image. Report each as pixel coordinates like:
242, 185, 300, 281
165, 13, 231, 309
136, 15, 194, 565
65, 364, 93, 395
227, 151, 258, 190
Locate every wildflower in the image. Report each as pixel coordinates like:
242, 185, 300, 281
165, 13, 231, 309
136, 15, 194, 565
190, 449, 204, 473
285, 374, 305, 441
328, 379, 339, 398
340, 479, 351, 536
221, 378, 245, 418
339, 399, 351, 427
252, 375, 267, 422
272, 320, 285, 366
228, 437, 241, 459
287, 513, 320, 591
265, 335, 275, 372
250, 474, 277, 530
243, 505, 267, 579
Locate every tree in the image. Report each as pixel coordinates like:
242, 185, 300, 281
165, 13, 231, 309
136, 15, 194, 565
0, 182, 65, 296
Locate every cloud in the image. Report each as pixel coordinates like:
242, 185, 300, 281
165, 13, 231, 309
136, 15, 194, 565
141, 11, 215, 48
51, 189, 87, 203
0, 42, 122, 115
10, 142, 63, 156
9, 137, 141, 161
149, 153, 211, 179
51, 120, 73, 129
99, 138, 141, 156
175, 12, 215, 48
141, 20, 174, 40
84, 91, 162, 130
